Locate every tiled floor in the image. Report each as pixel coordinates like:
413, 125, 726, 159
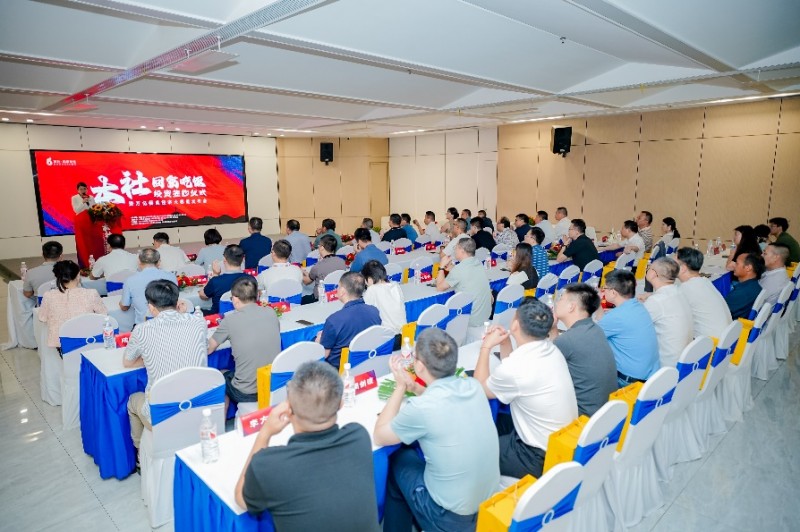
1, 278, 798, 531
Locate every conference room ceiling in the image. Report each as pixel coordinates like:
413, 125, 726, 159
1, 0, 799, 137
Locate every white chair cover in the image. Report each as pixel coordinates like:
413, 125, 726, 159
416, 304, 449, 339
322, 269, 345, 290
615, 252, 636, 271
768, 283, 793, 361
535, 273, 559, 299
491, 243, 511, 260
336, 244, 355, 260
375, 241, 392, 254
257, 255, 274, 272
558, 265, 581, 290
140, 367, 225, 528
585, 226, 597, 242
59, 314, 119, 430
604, 367, 678, 529
37, 314, 62, 406
177, 263, 205, 277
268, 342, 325, 406
347, 325, 397, 377
219, 291, 233, 315
105, 269, 136, 295
512, 462, 584, 532
266, 278, 303, 303
748, 290, 767, 321
305, 249, 320, 265
581, 259, 603, 283
653, 336, 715, 481
751, 293, 784, 380
666, 238, 681, 256
445, 292, 474, 347
474, 247, 490, 265
37, 281, 56, 306
384, 262, 403, 284
414, 234, 432, 248
408, 255, 434, 282
393, 237, 412, 251
493, 284, 524, 329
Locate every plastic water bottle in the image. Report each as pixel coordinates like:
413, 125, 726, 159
194, 305, 203, 319
545, 293, 555, 309
390, 240, 395, 255
20, 262, 27, 281
484, 257, 490, 271
706, 240, 713, 256
414, 269, 421, 284
482, 321, 491, 340
207, 265, 214, 280
400, 337, 414, 368
318, 283, 327, 304
88, 255, 95, 269
102, 316, 115, 349
342, 363, 356, 408
609, 227, 615, 243
199, 408, 220, 464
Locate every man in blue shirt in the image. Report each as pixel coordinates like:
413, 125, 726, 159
349, 228, 388, 273
725, 252, 765, 319
120, 248, 177, 325
317, 272, 381, 370
598, 270, 660, 388
239, 217, 272, 270
200, 244, 250, 315
284, 219, 312, 265
400, 213, 418, 242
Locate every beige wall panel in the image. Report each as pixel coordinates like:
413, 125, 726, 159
338, 138, 367, 158
339, 156, 371, 217
446, 153, 479, 215
583, 143, 639, 232
246, 156, 279, 220
412, 156, 445, 224
586, 113, 640, 144
537, 145, 584, 218
389, 156, 416, 214
497, 148, 538, 217
499, 123, 539, 150
641, 108, 705, 141
128, 130, 171, 153
27, 125, 82, 150
445, 130, 478, 154
416, 133, 445, 156
366, 138, 389, 158
278, 157, 314, 218
209, 135, 245, 155
0, 236, 50, 261
637, 140, 702, 237
704, 100, 780, 138
279, 138, 313, 157
0, 150, 40, 238
177, 226, 207, 244
339, 217, 363, 235
80, 128, 129, 152
170, 133, 211, 154
477, 154, 498, 220
0, 124, 30, 151
243, 136, 275, 156
312, 157, 342, 219
778, 97, 800, 134
696, 136, 774, 239
389, 136, 415, 157
478, 127, 498, 153
291, 218, 318, 235
217, 223, 249, 241
768, 133, 800, 224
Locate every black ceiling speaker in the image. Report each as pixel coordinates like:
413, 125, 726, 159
320, 142, 334, 165
551, 126, 572, 157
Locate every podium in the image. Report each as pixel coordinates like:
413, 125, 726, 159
74, 210, 122, 268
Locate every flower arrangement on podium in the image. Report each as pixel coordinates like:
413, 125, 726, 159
87, 202, 123, 223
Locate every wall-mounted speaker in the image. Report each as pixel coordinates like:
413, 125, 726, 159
320, 142, 334, 165
551, 126, 572, 157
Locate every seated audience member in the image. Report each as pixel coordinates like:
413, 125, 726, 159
239, 217, 273, 269
650, 217, 681, 260
303, 235, 346, 303
599, 270, 660, 388
209, 276, 280, 408
506, 243, 539, 290
469, 217, 496, 251
477, 209, 494, 230
553, 283, 618, 416
412, 211, 438, 237
22, 241, 63, 298
636, 210, 654, 252
39, 260, 107, 351
362, 260, 406, 345
400, 213, 418, 242
725, 252, 765, 319
725, 225, 761, 271
313, 218, 343, 251
494, 216, 519, 248
152, 232, 189, 272
475, 298, 577, 478
461, 209, 472, 228
441, 218, 470, 258
557, 218, 600, 270
349, 228, 388, 273
437, 238, 492, 339
124, 280, 206, 452
440, 207, 459, 236
317, 272, 381, 370
754, 223, 771, 251
120, 248, 178, 325
90, 234, 138, 279
284, 219, 312, 265
523, 226, 550, 280
552, 207, 571, 242
361, 217, 382, 245
236, 361, 379, 531
256, 239, 303, 293
769, 217, 800, 263
613, 220, 645, 265
375, 329, 499, 532
513, 213, 532, 242
382, 213, 408, 243
675, 247, 732, 338
641, 258, 694, 368
760, 243, 791, 306
195, 228, 224, 269
534, 210, 555, 246
200, 244, 249, 315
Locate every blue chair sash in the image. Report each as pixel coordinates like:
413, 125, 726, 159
573, 418, 625, 465
106, 281, 124, 293
534, 285, 555, 298
543, 242, 552, 250
495, 297, 522, 315
491, 251, 508, 261
711, 344, 734, 368
267, 294, 302, 305
348, 337, 396, 368
257, 264, 269, 274
415, 316, 452, 339
60, 332, 109, 355
772, 302, 784, 315
387, 272, 403, 283
508, 483, 581, 532
270, 358, 324, 391
676, 352, 711, 382
219, 300, 234, 314
436, 302, 473, 330
557, 274, 579, 289
305, 256, 318, 266
747, 326, 761, 343
630, 387, 675, 425
747, 307, 758, 320
150, 384, 226, 426
323, 283, 338, 293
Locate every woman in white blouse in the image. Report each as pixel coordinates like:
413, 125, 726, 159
361, 260, 406, 349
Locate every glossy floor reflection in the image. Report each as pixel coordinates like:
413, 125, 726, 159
1, 278, 798, 531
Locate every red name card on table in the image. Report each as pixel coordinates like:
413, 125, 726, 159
187, 253, 198, 262
240, 406, 274, 436
204, 313, 222, 328
115, 332, 131, 348
419, 271, 432, 282
425, 242, 437, 251
394, 247, 407, 255
354, 370, 378, 395
326, 290, 339, 302
244, 268, 258, 277
267, 301, 291, 313
491, 258, 497, 267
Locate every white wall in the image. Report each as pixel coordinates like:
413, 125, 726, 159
388, 128, 498, 223
0, 124, 279, 260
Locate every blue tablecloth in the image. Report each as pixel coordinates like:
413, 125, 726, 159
173, 444, 400, 532
712, 272, 733, 297
79, 348, 234, 480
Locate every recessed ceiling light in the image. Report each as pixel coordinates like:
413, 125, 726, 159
157, 126, 164, 130
253, 132, 260, 136
174, 127, 181, 131
279, 134, 285, 137
26, 119, 34, 123
140, 125, 147, 129
1, 118, 8, 122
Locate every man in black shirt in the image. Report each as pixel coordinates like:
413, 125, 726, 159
514, 213, 532, 242
556, 218, 599, 270
236, 361, 379, 532
382, 213, 408, 243
470, 218, 496, 252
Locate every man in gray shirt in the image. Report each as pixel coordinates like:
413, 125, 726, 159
760, 243, 791, 307
302, 235, 346, 303
553, 283, 618, 416
284, 219, 312, 265
22, 241, 63, 298
208, 276, 281, 407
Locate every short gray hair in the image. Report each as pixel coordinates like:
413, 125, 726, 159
652, 257, 679, 281
456, 237, 476, 256
287, 361, 343, 423
139, 247, 160, 265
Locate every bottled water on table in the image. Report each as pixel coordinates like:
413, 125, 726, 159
706, 240, 713, 256
102, 316, 115, 349
20, 262, 27, 281
88, 255, 95, 269
400, 337, 415, 368
199, 408, 220, 464
342, 363, 356, 407
194, 306, 204, 319
390, 241, 395, 255
318, 283, 327, 303
482, 321, 491, 340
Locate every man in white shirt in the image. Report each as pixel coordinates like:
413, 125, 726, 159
71, 182, 95, 214
552, 206, 571, 242
615, 220, 645, 265
413, 210, 439, 238
675, 247, 732, 338
760, 243, 791, 307
90, 234, 138, 279
640, 257, 694, 368
441, 218, 469, 258
257, 239, 303, 294
534, 210, 555, 247
474, 298, 578, 478
151, 232, 188, 273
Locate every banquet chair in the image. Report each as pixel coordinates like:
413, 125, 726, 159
585, 226, 597, 242
604, 367, 678, 529
105, 269, 136, 295
445, 292, 474, 346
266, 278, 303, 305
256, 254, 274, 274
474, 247, 490, 265
751, 289, 787, 380
336, 244, 355, 260
59, 314, 119, 431
375, 241, 392, 254
505, 462, 584, 532
718, 306, 771, 424
614, 252, 636, 271
568, 401, 628, 532
36, 320, 62, 407
392, 238, 413, 253
580, 259, 603, 285
177, 263, 205, 277
665, 238, 681, 256
322, 269, 346, 300
219, 291, 234, 315
786, 274, 800, 332
414, 234, 432, 249
535, 273, 559, 299
653, 336, 714, 481
408, 255, 434, 283
341, 325, 397, 377
37, 280, 56, 306
557, 265, 581, 290
261, 342, 325, 407
384, 263, 403, 283
493, 284, 524, 329
491, 244, 511, 261
747, 289, 767, 321
415, 304, 450, 341
140, 367, 225, 528
304, 249, 320, 267
768, 283, 794, 361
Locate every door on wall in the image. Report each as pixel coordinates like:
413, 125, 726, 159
369, 162, 389, 228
